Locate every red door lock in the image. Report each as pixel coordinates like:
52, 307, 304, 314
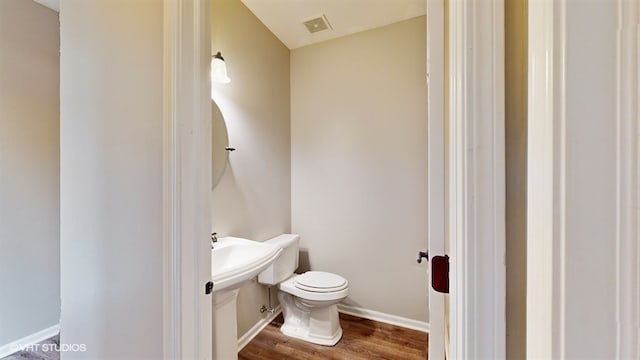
431, 255, 449, 294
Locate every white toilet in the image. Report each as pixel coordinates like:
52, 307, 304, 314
258, 234, 349, 346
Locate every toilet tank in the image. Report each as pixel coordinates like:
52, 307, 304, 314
257, 234, 300, 285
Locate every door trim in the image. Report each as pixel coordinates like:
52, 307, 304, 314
526, 0, 564, 357
163, 0, 212, 359
527, 0, 639, 357
448, 0, 506, 358
616, 0, 639, 357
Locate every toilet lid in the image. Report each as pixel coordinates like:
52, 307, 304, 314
294, 271, 348, 293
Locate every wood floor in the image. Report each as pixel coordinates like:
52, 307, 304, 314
238, 313, 428, 360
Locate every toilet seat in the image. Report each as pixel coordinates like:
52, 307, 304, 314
279, 272, 349, 302
294, 271, 348, 293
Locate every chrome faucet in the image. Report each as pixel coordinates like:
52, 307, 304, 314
211, 232, 218, 249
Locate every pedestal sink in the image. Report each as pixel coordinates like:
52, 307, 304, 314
211, 236, 282, 360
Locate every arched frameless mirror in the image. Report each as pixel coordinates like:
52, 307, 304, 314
212, 99, 229, 188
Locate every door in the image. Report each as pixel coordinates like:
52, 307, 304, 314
426, 0, 447, 358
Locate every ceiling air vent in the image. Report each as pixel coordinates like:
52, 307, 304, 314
303, 14, 332, 34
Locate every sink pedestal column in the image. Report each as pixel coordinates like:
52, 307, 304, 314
212, 288, 241, 360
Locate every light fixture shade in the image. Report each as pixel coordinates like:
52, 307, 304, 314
211, 52, 231, 84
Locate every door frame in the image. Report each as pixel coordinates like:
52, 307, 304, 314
447, 0, 506, 359
163, 0, 507, 357
527, 0, 639, 357
526, 0, 563, 356
428, 0, 506, 358
616, 1, 640, 357
162, 0, 212, 359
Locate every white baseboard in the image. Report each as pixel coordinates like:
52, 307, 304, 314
0, 324, 60, 358
337, 304, 429, 333
237, 306, 282, 351
235, 304, 428, 352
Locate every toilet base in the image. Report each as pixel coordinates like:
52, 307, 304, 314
281, 322, 343, 346
278, 291, 344, 346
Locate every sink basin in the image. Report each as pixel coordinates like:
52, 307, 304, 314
212, 236, 282, 293
211, 236, 283, 360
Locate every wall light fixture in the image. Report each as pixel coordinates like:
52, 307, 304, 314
211, 51, 231, 84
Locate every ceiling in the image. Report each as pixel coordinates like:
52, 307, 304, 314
33, 0, 59, 12
29, 0, 427, 50
240, 0, 426, 49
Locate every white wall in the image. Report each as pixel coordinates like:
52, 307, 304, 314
291, 16, 429, 323
0, 0, 60, 347
211, 0, 291, 338
60, 0, 164, 358
562, 1, 617, 356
